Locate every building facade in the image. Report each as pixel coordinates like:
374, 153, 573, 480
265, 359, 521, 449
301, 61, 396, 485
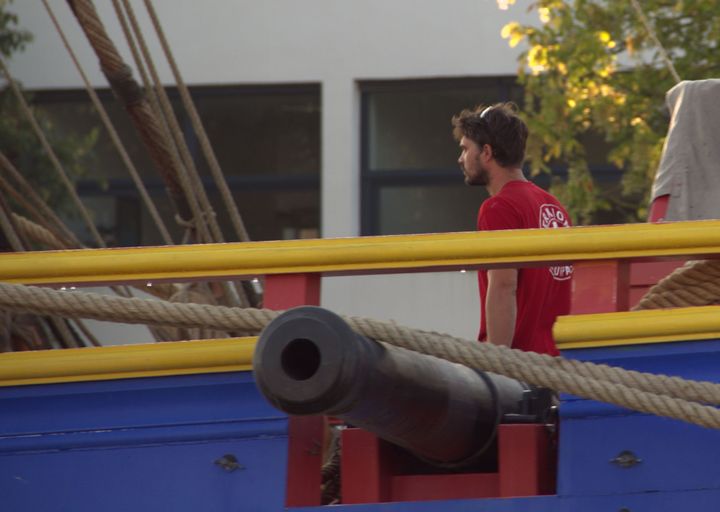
8, 0, 537, 339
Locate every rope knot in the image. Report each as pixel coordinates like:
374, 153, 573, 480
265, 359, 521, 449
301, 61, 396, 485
174, 208, 217, 229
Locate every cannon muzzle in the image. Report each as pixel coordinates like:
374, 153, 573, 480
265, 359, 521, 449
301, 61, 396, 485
253, 306, 543, 466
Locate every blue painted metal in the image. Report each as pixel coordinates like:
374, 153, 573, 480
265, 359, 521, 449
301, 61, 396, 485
3, 339, 720, 511
294, 488, 720, 511
0, 372, 289, 512
558, 338, 720, 499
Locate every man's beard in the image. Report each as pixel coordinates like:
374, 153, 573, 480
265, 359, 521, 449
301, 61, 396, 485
463, 161, 489, 186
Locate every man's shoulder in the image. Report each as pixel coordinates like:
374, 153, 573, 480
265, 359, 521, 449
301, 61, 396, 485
479, 194, 516, 215
478, 194, 523, 230
502, 182, 569, 213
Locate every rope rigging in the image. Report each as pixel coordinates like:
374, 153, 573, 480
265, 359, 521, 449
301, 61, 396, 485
143, 0, 251, 244
109, 0, 250, 308
43, 0, 174, 246
0, 0, 260, 339
67, 0, 199, 241
1, 280, 720, 431
0, 58, 105, 247
2, 0, 719, 435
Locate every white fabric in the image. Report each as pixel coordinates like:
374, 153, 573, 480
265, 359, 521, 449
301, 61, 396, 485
651, 79, 720, 221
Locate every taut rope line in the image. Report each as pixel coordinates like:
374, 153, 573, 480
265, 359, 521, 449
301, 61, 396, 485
1, 281, 720, 430
0, 152, 80, 247
12, 214, 66, 251
0, 58, 105, 247
68, 0, 198, 239
144, 0, 252, 244
115, 0, 219, 246
43, 0, 174, 246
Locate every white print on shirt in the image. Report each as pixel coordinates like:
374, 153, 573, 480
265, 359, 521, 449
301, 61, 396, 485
539, 204, 573, 281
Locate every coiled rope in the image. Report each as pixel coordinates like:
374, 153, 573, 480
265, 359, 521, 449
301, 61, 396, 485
634, 259, 720, 310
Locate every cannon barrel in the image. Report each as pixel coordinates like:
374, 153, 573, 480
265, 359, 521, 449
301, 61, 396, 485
253, 306, 537, 466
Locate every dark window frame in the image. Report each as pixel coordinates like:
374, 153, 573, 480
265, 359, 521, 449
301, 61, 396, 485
359, 76, 521, 235
31, 83, 321, 244
359, 77, 625, 235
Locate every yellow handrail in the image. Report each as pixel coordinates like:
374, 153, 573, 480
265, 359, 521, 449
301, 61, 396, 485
6, 304, 720, 386
2, 220, 720, 286
0, 337, 256, 387
555, 305, 720, 349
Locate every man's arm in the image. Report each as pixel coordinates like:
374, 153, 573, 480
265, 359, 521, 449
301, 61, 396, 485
485, 268, 518, 348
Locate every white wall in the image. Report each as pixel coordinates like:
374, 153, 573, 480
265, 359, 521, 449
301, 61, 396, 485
7, 0, 534, 340
9, 1, 531, 87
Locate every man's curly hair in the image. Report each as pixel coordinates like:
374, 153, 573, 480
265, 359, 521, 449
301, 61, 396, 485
452, 102, 528, 168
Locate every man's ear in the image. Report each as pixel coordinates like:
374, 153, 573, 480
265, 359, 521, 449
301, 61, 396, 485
482, 144, 493, 161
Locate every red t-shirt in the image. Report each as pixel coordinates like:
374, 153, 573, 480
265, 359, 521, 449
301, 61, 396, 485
477, 181, 572, 356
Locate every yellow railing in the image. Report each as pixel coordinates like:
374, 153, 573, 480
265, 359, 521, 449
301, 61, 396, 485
4, 219, 720, 387
554, 306, 720, 350
0, 337, 256, 387
6, 304, 720, 387
2, 220, 720, 285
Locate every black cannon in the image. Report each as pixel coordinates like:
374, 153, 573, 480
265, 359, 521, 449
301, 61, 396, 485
253, 306, 551, 467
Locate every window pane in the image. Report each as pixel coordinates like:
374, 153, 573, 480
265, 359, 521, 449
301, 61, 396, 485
221, 189, 319, 241
39, 93, 171, 181
194, 88, 320, 176
36, 86, 321, 246
366, 79, 522, 171
378, 184, 487, 235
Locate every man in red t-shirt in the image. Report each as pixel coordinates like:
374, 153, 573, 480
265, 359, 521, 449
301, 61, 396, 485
452, 103, 572, 356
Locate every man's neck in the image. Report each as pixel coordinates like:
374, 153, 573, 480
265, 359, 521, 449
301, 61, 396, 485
487, 168, 527, 196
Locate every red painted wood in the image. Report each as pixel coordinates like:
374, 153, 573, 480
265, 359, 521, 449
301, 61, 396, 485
265, 273, 324, 507
341, 424, 554, 504
341, 428, 390, 504
390, 474, 500, 501
630, 261, 685, 286
263, 273, 320, 310
571, 259, 687, 313
570, 260, 630, 314
649, 194, 670, 222
498, 424, 554, 497
285, 415, 325, 507
628, 261, 685, 309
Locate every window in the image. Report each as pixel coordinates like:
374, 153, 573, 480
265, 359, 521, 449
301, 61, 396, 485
361, 77, 523, 235
360, 77, 628, 232
34, 84, 320, 246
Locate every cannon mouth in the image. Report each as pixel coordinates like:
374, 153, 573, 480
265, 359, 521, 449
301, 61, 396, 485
281, 338, 321, 381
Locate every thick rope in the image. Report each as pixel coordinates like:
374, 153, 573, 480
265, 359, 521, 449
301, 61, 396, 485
0, 170, 75, 248
115, 0, 214, 246
1, 281, 720, 429
110, 0, 208, 252
68, 0, 196, 235
0, 152, 81, 247
12, 213, 67, 250
0, 195, 25, 252
115, 0, 249, 310
0, 58, 105, 247
634, 259, 720, 310
0, 202, 83, 349
110, 0, 169, 154
144, 0, 251, 244
44, 0, 174, 246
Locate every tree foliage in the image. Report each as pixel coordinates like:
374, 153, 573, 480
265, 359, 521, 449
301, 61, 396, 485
0, 0, 96, 217
500, 0, 720, 224
0, 0, 30, 58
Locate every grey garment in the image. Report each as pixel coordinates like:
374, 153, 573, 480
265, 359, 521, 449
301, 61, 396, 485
651, 79, 720, 221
